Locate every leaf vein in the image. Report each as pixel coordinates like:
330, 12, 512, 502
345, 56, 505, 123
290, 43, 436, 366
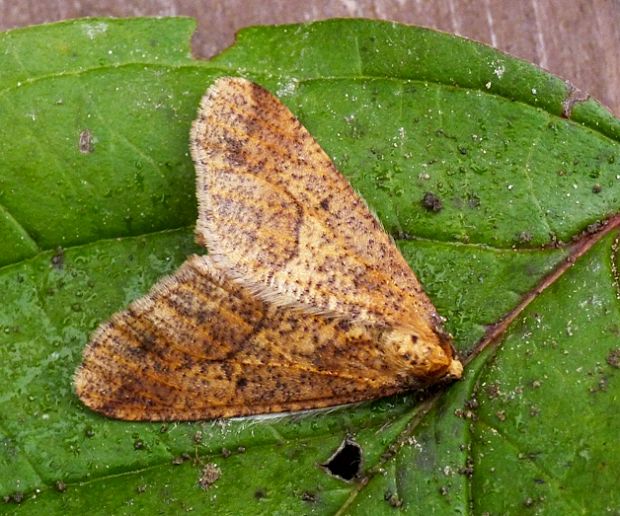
474, 418, 588, 514
521, 130, 554, 237
0, 200, 40, 252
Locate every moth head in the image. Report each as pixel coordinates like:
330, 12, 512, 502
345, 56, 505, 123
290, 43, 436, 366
381, 326, 462, 383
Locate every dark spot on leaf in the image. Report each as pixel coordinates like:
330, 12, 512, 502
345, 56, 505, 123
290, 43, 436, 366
3, 491, 24, 504
459, 456, 474, 477
456, 403, 477, 420
384, 490, 403, 507
393, 229, 413, 240
171, 453, 191, 465
198, 463, 221, 490
51, 247, 64, 270
485, 383, 501, 399
254, 488, 266, 499
421, 192, 442, 213
301, 491, 317, 503
55, 481, 66, 493
465, 397, 479, 410
592, 183, 602, 194
78, 129, 94, 154
607, 348, 620, 368
380, 442, 401, 463
133, 439, 144, 450
321, 438, 363, 482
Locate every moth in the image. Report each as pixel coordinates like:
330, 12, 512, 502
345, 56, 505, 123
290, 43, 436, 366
74, 77, 463, 421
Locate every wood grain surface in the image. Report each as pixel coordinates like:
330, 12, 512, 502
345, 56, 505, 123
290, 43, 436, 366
1, 0, 618, 115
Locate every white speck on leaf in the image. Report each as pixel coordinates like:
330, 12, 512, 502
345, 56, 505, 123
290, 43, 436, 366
83, 22, 108, 40
493, 63, 506, 78
276, 78, 299, 98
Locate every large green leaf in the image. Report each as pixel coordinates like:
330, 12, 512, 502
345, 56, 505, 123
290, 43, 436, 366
1, 18, 618, 515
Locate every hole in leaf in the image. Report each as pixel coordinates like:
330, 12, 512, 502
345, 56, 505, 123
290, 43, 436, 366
321, 438, 362, 482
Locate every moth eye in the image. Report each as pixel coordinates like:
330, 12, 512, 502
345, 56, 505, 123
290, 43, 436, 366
410, 334, 418, 344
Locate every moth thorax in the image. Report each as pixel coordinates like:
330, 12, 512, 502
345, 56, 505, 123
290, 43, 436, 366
381, 326, 450, 375
383, 327, 422, 359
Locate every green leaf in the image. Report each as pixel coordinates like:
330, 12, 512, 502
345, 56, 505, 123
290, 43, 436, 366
1, 17, 618, 515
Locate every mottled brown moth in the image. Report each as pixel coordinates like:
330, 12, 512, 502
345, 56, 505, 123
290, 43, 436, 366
75, 77, 462, 421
